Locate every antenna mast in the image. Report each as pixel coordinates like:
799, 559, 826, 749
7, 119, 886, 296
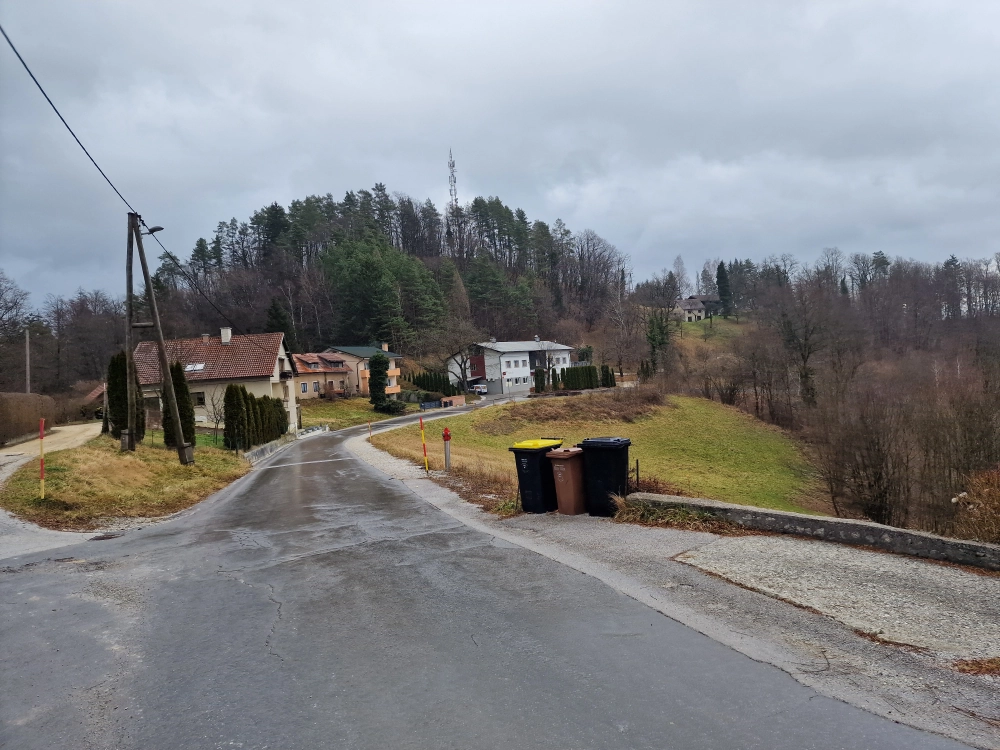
448, 149, 458, 211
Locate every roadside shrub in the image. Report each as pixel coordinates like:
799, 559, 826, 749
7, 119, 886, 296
951, 468, 1000, 544
534, 368, 546, 392
422, 391, 445, 403
223, 384, 242, 449
374, 400, 407, 415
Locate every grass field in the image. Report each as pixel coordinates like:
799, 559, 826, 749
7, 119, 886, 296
372, 390, 824, 513
0, 436, 250, 529
300, 397, 418, 431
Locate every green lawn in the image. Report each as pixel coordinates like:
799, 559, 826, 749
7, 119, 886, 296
144, 429, 222, 448
300, 397, 417, 431
373, 392, 824, 513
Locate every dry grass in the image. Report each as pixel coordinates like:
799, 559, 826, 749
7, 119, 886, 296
612, 495, 753, 535
952, 468, 1000, 544
0, 435, 249, 530
435, 467, 522, 518
475, 387, 664, 436
953, 657, 1000, 676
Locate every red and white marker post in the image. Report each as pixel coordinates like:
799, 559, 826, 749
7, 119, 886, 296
419, 416, 429, 473
39, 417, 45, 499
442, 427, 451, 472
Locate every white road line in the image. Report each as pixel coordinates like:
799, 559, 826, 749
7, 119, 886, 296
258, 458, 351, 470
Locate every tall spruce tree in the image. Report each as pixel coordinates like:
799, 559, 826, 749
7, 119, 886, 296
716, 261, 733, 318
369, 351, 389, 406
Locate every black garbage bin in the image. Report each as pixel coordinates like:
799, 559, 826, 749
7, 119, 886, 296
509, 439, 563, 513
578, 437, 631, 516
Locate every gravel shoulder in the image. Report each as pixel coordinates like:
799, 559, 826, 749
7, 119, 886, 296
349, 431, 1000, 750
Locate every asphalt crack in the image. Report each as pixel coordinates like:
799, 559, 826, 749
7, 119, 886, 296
216, 569, 284, 660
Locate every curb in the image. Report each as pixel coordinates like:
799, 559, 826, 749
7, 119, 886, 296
628, 492, 1000, 571
244, 425, 329, 466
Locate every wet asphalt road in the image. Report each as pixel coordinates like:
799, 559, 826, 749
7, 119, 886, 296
0, 419, 973, 749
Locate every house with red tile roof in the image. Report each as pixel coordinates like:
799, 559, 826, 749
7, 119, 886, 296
134, 327, 298, 432
291, 353, 352, 399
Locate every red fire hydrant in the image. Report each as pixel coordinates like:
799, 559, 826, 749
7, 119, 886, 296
442, 427, 452, 471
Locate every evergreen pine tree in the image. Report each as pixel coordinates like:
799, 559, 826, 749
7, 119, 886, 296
840, 276, 850, 297
244, 392, 259, 448
223, 385, 241, 449
162, 361, 196, 448
107, 351, 127, 439
237, 387, 250, 449
716, 261, 733, 318
534, 368, 545, 392
265, 297, 298, 353
107, 351, 147, 441
369, 352, 389, 406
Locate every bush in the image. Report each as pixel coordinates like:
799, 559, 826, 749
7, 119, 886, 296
223, 384, 242, 450
422, 391, 445, 402
0, 392, 56, 444
374, 400, 407, 415
369, 352, 389, 406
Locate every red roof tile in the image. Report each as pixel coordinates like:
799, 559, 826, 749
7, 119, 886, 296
292, 353, 351, 374
134, 333, 285, 386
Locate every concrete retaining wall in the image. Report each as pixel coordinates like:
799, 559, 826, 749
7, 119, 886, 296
243, 425, 328, 466
628, 492, 1000, 571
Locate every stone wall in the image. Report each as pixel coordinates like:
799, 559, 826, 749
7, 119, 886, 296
628, 492, 1000, 571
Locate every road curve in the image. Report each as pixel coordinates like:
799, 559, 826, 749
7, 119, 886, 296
0, 418, 973, 749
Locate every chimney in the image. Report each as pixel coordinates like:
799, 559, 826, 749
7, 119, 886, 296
489, 336, 497, 344
221, 327, 232, 345
381, 341, 388, 352
534, 335, 540, 342
202, 333, 210, 344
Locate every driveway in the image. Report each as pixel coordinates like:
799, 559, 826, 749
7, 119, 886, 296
0, 417, 975, 749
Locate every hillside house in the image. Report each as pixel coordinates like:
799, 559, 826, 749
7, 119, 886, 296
446, 336, 574, 395
134, 328, 297, 431
677, 298, 706, 322
322, 344, 401, 398
292, 353, 351, 399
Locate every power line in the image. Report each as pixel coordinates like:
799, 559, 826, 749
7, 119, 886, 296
0, 22, 137, 215
1, 22, 278, 357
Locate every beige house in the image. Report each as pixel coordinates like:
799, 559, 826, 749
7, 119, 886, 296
134, 328, 297, 431
292, 353, 352, 399
322, 344, 401, 397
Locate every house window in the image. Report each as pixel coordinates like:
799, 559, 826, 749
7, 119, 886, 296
506, 360, 511, 368
184, 363, 205, 372
301, 382, 308, 393
522, 360, 527, 368
309, 362, 319, 370
193, 392, 206, 407
313, 381, 320, 392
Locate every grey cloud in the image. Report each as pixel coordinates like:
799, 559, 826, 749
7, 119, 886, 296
2, 0, 999, 303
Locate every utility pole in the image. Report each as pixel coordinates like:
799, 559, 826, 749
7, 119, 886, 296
25, 327, 30, 393
128, 212, 192, 465
123, 215, 136, 450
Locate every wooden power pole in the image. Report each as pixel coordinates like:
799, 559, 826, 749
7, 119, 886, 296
127, 212, 192, 465
123, 215, 136, 450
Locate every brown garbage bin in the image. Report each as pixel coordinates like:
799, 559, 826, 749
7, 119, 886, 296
547, 447, 587, 515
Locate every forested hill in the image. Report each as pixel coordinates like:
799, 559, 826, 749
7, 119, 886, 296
151, 185, 628, 354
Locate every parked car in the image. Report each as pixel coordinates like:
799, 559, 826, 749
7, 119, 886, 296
469, 384, 488, 395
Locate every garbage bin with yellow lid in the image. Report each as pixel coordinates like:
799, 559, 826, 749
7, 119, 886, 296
546, 446, 587, 515
509, 439, 563, 513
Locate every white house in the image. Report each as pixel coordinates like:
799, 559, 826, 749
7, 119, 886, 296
447, 337, 574, 395
134, 328, 298, 432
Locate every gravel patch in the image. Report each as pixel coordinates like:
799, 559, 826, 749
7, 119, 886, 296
679, 535, 1000, 660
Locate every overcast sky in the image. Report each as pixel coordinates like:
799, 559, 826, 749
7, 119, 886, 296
2, 1, 999, 305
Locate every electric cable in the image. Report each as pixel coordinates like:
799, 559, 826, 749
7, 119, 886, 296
1, 22, 284, 359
